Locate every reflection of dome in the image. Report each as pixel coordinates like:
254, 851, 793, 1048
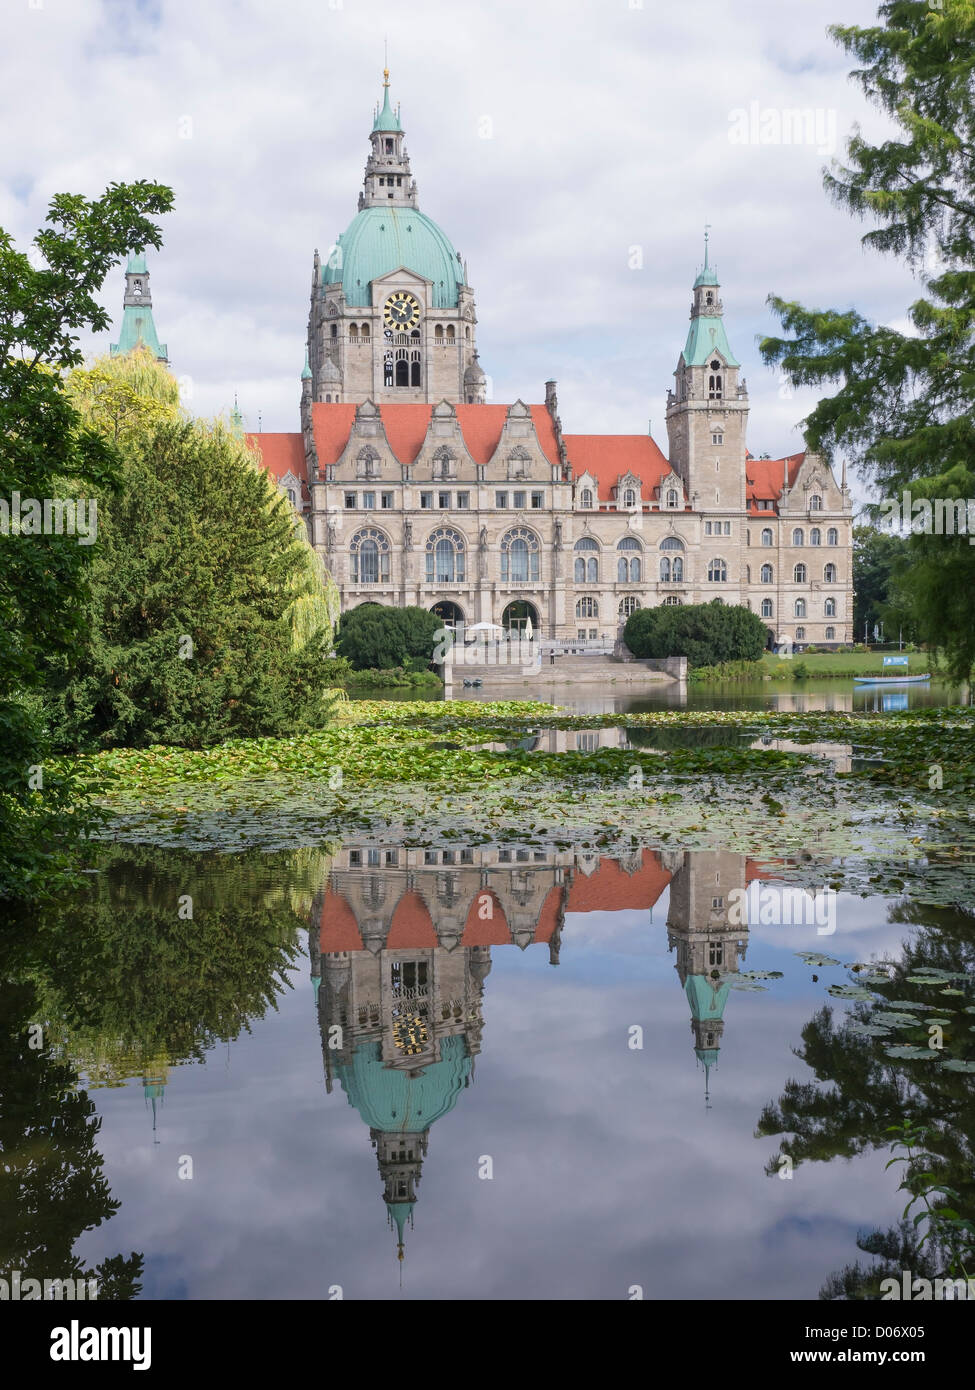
335, 1034, 470, 1131
323, 207, 465, 309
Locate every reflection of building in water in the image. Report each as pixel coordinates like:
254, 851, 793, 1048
312, 843, 766, 1253
666, 850, 760, 1102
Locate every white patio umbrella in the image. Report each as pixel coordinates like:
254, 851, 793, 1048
466, 621, 505, 634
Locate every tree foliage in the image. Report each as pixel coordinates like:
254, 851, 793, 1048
623, 601, 767, 666
760, 0, 975, 677
852, 523, 918, 641
0, 181, 172, 900
46, 361, 340, 749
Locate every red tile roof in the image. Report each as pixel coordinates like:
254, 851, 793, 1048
303, 402, 562, 469
246, 432, 308, 487
745, 452, 805, 512
563, 435, 673, 503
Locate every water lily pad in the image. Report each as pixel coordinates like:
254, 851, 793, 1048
726, 970, 783, 982
828, 984, 876, 1000
848, 1021, 893, 1037
884, 1045, 938, 1060
940, 1058, 975, 1073
797, 952, 842, 967
873, 1011, 924, 1027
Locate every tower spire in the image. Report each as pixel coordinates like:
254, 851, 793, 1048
110, 253, 169, 364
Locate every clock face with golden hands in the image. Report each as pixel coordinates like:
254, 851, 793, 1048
384, 291, 421, 330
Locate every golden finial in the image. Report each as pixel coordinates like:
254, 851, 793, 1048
383, 68, 390, 87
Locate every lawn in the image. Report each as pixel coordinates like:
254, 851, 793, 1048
761, 650, 935, 678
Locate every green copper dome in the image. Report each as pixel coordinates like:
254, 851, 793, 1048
323, 207, 466, 309
335, 1033, 471, 1132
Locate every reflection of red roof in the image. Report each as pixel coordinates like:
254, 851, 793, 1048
319, 888, 363, 953
304, 402, 562, 469
746, 859, 780, 883
566, 850, 672, 913
387, 891, 438, 948
745, 453, 805, 512
534, 884, 564, 943
563, 435, 674, 504
461, 889, 511, 946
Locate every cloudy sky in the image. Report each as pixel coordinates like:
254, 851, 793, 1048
2, 0, 918, 484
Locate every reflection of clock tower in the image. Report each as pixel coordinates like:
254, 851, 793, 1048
307, 70, 486, 406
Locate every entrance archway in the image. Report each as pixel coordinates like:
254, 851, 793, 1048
501, 600, 539, 635
431, 600, 464, 629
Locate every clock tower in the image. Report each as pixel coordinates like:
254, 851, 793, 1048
306, 71, 486, 405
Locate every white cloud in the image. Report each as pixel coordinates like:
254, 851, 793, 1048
1, 0, 919, 469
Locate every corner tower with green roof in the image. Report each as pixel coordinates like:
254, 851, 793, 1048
304, 69, 485, 407
110, 253, 168, 364
665, 230, 747, 519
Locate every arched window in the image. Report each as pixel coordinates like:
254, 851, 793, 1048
501, 527, 540, 583
760, 563, 773, 583
574, 537, 598, 584
619, 596, 640, 618
824, 563, 837, 583
575, 596, 598, 619
617, 536, 642, 583
446, 325, 456, 341
349, 323, 359, 340
825, 626, 835, 641
580, 487, 594, 508
350, 528, 391, 584
810, 494, 823, 511
810, 528, 821, 546
708, 373, 723, 399
360, 322, 370, 340
666, 489, 679, 508
794, 562, 807, 583
792, 528, 804, 546
761, 527, 773, 546
824, 597, 836, 616
660, 536, 684, 550
395, 358, 409, 386
330, 324, 337, 338
663, 595, 682, 606
761, 598, 773, 618
622, 488, 637, 508
795, 626, 806, 641
425, 527, 466, 584
794, 598, 806, 617
827, 527, 838, 546
708, 558, 728, 582
435, 325, 444, 341
410, 357, 421, 387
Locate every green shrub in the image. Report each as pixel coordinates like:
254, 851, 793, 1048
624, 601, 767, 667
336, 605, 443, 671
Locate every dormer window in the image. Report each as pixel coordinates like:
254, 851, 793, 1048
705, 291, 714, 305
667, 489, 679, 508
384, 139, 393, 153
580, 487, 593, 509
622, 488, 637, 509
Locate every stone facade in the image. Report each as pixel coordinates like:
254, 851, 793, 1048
253, 76, 855, 649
